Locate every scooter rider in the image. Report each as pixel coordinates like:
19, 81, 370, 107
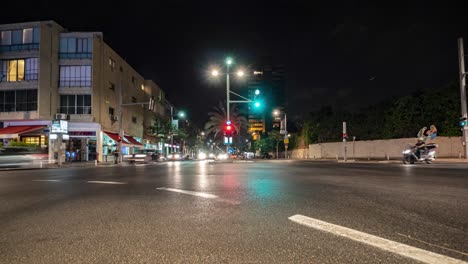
414, 138, 426, 160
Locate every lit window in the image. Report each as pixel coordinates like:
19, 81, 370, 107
22, 137, 40, 146
141, 84, 145, 91
23, 28, 33, 44
25, 58, 38, 80
6, 59, 25, 82
59, 66, 92, 87
108, 58, 116, 71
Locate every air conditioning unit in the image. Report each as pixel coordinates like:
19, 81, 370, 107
55, 113, 68, 120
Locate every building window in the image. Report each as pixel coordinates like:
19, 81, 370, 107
22, 28, 33, 44
0, 58, 38, 82
59, 37, 92, 59
108, 107, 114, 116
108, 58, 116, 71
0, 89, 37, 112
59, 66, 92, 87
60, 94, 92, 114
131, 96, 137, 103
7, 59, 25, 81
141, 84, 145, 91
1, 31, 11, 45
22, 136, 40, 146
132, 117, 137, 123
25, 58, 38, 80
12, 30, 22, 45
0, 28, 39, 51
108, 82, 115, 91
131, 76, 136, 84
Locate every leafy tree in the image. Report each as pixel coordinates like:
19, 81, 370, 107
268, 130, 284, 158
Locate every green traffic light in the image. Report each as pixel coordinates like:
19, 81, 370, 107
255, 89, 260, 95
254, 102, 261, 108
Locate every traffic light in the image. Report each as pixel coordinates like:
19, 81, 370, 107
224, 123, 233, 137
252, 89, 263, 109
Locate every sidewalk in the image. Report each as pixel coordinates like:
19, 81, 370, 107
301, 158, 468, 164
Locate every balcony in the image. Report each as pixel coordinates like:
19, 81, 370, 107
59, 53, 92, 59
0, 44, 39, 52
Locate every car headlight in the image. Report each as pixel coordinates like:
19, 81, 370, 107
198, 152, 206, 159
217, 154, 228, 160
174, 154, 180, 159
209, 153, 215, 158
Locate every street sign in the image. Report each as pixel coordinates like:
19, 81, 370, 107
284, 138, 289, 144
51, 120, 68, 133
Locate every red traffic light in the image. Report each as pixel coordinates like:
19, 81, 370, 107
226, 125, 232, 131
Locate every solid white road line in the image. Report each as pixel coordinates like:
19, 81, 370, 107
32, 179, 61, 182
288, 214, 467, 264
87, 181, 127, 185
156, 187, 218, 199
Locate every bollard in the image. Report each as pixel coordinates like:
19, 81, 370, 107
95, 160, 98, 166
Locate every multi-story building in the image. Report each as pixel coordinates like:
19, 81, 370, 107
247, 62, 286, 140
0, 21, 170, 162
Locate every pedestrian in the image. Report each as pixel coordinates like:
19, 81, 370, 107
113, 149, 119, 164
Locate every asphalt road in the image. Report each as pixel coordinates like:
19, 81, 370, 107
0, 160, 467, 264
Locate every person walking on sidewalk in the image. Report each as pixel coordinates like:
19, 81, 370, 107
113, 149, 120, 164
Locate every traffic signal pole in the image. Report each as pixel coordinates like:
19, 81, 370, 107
458, 38, 468, 159
226, 65, 230, 153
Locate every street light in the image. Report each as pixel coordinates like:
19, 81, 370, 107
210, 57, 246, 154
170, 106, 186, 155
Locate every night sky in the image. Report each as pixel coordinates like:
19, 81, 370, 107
1, 1, 467, 127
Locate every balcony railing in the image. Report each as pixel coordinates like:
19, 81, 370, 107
0, 44, 39, 52
59, 53, 92, 59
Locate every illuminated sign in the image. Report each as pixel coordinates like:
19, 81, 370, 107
51, 120, 68, 133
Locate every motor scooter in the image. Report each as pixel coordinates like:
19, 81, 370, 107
402, 143, 438, 164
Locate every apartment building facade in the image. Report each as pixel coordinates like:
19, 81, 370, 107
0, 21, 170, 162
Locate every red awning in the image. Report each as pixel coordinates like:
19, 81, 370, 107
125, 136, 143, 146
103, 131, 131, 144
0, 125, 45, 138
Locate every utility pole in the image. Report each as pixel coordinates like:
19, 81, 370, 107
118, 79, 124, 163
458, 38, 468, 159
226, 64, 230, 153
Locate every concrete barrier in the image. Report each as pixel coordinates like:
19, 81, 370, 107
290, 137, 464, 159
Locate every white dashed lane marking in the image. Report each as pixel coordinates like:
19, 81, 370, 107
289, 214, 467, 264
87, 181, 127, 185
32, 179, 61, 182
156, 187, 218, 199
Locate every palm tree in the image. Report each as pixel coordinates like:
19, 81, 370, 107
204, 101, 249, 138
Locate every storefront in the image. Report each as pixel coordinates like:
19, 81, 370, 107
65, 122, 101, 162
102, 131, 143, 162
0, 121, 49, 149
